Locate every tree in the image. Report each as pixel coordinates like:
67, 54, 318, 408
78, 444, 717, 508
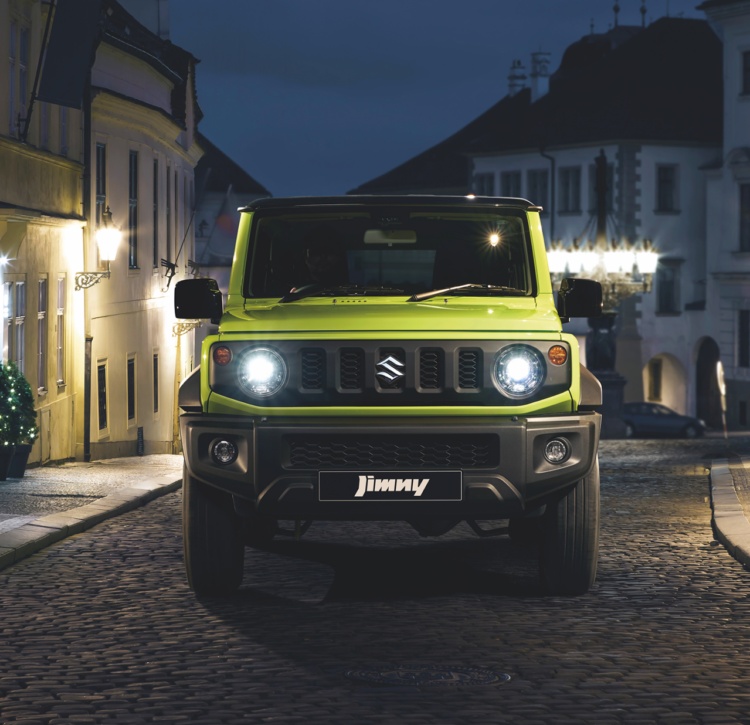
0, 363, 38, 445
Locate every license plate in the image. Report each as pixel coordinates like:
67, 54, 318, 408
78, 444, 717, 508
318, 471, 463, 502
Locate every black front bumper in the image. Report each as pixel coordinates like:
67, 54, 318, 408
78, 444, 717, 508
180, 413, 601, 520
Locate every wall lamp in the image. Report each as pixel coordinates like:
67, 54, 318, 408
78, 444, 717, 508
75, 206, 122, 290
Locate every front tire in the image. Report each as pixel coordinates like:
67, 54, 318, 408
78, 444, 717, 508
539, 458, 600, 596
183, 465, 244, 595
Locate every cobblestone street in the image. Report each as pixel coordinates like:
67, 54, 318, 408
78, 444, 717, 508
2, 439, 750, 724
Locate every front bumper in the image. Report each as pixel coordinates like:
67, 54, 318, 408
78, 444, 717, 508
180, 412, 601, 520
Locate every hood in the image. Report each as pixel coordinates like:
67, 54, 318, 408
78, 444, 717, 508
217, 297, 562, 335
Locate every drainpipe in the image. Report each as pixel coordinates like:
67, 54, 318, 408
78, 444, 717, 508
540, 148, 556, 241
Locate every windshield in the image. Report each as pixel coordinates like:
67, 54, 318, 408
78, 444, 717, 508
246, 206, 533, 299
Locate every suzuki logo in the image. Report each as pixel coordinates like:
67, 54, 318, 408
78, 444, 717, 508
376, 355, 405, 381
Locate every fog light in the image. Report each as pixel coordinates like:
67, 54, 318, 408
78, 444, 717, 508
211, 439, 238, 465
544, 437, 570, 464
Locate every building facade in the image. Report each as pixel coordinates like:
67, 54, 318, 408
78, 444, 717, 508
1, 0, 205, 462
352, 16, 728, 427
700, 0, 750, 430
1, 0, 85, 463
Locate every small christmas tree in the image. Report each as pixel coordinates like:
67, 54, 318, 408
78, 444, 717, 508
0, 363, 12, 447
0, 363, 37, 446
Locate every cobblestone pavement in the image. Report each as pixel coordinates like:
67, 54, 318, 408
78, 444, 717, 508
2, 439, 750, 724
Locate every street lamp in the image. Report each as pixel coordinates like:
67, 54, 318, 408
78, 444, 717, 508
75, 206, 121, 290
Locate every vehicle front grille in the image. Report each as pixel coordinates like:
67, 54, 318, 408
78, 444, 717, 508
286, 434, 499, 469
210, 339, 570, 407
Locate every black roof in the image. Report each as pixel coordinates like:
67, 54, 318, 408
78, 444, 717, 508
351, 17, 722, 194
240, 195, 540, 212
196, 134, 272, 197
103, 0, 203, 127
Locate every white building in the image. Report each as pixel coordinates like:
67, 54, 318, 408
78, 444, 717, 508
700, 0, 750, 430
352, 17, 727, 428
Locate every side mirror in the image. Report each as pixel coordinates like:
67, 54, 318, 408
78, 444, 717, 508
556, 277, 603, 320
174, 278, 223, 324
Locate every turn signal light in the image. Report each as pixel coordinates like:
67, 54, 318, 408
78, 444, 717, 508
213, 346, 232, 366
548, 345, 568, 366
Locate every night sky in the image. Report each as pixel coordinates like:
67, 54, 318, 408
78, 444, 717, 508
168, 0, 704, 198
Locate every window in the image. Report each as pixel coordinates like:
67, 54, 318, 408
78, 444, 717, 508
153, 159, 159, 268
501, 171, 521, 198
14, 281, 25, 373
19, 26, 28, 124
742, 50, 750, 95
60, 107, 68, 156
8, 21, 16, 135
473, 173, 494, 196
153, 353, 159, 414
174, 169, 179, 257
56, 277, 65, 385
559, 167, 581, 213
648, 358, 662, 401
166, 166, 171, 262
740, 401, 748, 427
40, 102, 49, 149
656, 165, 679, 212
588, 161, 614, 212
740, 184, 750, 252
656, 260, 681, 314
8, 21, 29, 137
127, 355, 136, 421
129, 150, 139, 268
97, 362, 108, 431
739, 310, 750, 368
527, 169, 548, 208
95, 143, 106, 227
37, 279, 47, 391
2, 282, 11, 363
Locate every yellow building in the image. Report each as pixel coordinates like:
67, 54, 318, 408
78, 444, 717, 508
1, 0, 203, 463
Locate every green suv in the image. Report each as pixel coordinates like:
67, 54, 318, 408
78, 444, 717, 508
175, 195, 603, 596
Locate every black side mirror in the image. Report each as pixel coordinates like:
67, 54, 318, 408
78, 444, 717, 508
556, 277, 603, 320
174, 278, 223, 324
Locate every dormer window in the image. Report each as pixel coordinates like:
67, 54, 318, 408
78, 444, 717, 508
742, 51, 750, 95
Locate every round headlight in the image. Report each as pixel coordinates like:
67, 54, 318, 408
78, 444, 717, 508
238, 347, 287, 398
211, 438, 238, 465
494, 345, 546, 399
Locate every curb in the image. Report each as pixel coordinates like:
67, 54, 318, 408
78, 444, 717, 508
0, 476, 181, 572
710, 458, 750, 569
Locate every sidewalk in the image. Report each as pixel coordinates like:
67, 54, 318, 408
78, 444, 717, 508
0, 454, 183, 571
711, 451, 750, 570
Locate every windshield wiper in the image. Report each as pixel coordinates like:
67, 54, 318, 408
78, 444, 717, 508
279, 284, 405, 303
408, 283, 526, 302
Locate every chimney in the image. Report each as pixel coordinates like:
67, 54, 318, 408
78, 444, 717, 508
530, 51, 551, 102
508, 59, 527, 97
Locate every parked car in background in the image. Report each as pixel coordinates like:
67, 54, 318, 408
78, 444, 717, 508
622, 403, 705, 439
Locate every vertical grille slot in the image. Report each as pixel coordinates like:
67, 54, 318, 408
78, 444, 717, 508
301, 348, 326, 390
339, 348, 365, 390
419, 348, 443, 390
458, 349, 481, 389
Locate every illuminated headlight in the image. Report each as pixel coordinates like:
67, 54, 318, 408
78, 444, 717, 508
238, 347, 287, 398
494, 345, 546, 399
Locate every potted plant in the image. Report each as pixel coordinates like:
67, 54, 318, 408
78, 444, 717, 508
1, 363, 38, 478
